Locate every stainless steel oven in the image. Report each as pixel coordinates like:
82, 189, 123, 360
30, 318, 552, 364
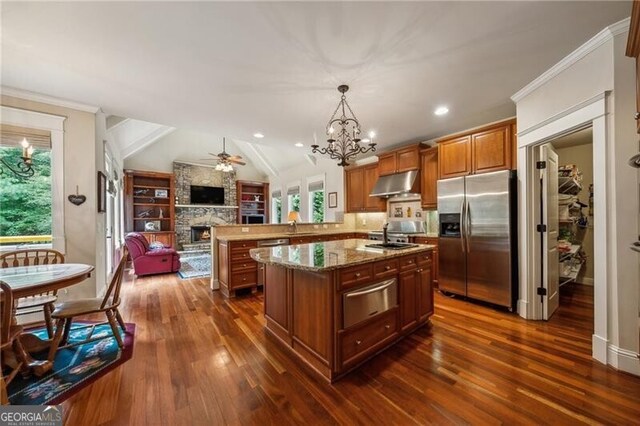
343, 278, 397, 328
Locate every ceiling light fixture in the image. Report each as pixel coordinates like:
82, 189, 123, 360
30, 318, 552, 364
434, 106, 449, 116
295, 142, 304, 147
311, 85, 376, 167
0, 138, 35, 178
253, 133, 264, 139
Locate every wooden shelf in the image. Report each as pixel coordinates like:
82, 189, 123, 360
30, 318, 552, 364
237, 181, 269, 224
133, 185, 170, 190
134, 203, 170, 207
134, 218, 171, 221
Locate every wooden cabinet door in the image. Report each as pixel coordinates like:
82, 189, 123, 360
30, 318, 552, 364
363, 164, 386, 212
153, 233, 173, 248
345, 167, 365, 212
420, 147, 438, 209
396, 146, 420, 172
399, 270, 417, 332
439, 135, 471, 179
471, 125, 511, 174
377, 153, 397, 176
417, 264, 434, 322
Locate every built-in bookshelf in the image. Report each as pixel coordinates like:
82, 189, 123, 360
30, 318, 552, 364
124, 170, 176, 248
236, 181, 269, 224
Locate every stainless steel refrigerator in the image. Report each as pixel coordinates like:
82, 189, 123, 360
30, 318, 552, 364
437, 170, 518, 310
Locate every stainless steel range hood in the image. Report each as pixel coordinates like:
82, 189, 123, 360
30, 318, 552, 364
370, 170, 418, 197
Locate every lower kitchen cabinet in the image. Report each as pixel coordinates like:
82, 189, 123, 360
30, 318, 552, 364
414, 237, 439, 286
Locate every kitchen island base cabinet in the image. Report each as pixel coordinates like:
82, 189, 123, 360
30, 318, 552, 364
261, 251, 434, 382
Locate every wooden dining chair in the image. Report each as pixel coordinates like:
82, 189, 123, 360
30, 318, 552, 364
1, 281, 25, 405
48, 248, 128, 357
0, 249, 65, 338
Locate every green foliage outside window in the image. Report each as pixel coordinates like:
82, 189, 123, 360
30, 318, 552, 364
290, 194, 300, 213
0, 147, 52, 239
311, 191, 324, 223
274, 197, 281, 223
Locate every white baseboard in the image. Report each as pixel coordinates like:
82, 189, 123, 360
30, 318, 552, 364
592, 334, 608, 364
607, 344, 640, 376
210, 278, 220, 290
517, 299, 529, 319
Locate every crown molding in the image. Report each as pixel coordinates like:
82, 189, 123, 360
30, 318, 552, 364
1, 86, 100, 113
511, 17, 630, 103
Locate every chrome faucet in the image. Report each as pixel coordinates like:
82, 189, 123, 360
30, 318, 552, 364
383, 222, 389, 245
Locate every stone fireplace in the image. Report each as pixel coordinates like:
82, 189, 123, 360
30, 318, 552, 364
174, 161, 238, 250
191, 226, 212, 243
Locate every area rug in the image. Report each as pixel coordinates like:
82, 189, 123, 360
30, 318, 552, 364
178, 254, 211, 279
7, 321, 135, 405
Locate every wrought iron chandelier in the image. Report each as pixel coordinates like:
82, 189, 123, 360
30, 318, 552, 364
0, 138, 35, 178
311, 85, 376, 167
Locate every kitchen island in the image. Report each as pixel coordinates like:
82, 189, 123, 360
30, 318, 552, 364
250, 239, 435, 382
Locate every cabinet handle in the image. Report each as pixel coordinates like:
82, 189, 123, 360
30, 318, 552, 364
243, 254, 248, 257
242, 277, 247, 281
355, 272, 361, 278
385, 265, 391, 270
385, 324, 390, 330
408, 260, 413, 264
356, 340, 362, 345
635, 112, 640, 120
243, 264, 247, 267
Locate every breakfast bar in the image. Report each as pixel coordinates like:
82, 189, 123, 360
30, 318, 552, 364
250, 239, 435, 382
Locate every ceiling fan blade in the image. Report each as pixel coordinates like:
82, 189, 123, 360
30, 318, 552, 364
228, 159, 246, 165
228, 155, 243, 161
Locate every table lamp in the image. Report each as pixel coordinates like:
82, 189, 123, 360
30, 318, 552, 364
287, 211, 301, 234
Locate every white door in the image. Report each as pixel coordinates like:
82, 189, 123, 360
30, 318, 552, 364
541, 144, 559, 320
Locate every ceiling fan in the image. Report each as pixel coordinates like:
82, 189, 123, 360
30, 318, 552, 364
201, 137, 246, 171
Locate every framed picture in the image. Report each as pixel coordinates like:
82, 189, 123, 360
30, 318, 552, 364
328, 192, 338, 208
97, 171, 107, 213
155, 189, 169, 198
145, 220, 161, 231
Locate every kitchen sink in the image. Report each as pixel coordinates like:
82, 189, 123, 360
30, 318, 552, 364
364, 243, 419, 250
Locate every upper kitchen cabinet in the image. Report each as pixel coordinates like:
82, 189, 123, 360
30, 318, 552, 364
420, 147, 438, 210
377, 145, 421, 176
438, 119, 516, 179
471, 125, 511, 174
345, 163, 386, 213
438, 135, 472, 179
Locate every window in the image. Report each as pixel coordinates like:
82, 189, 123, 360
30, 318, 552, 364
271, 189, 282, 224
308, 179, 324, 223
0, 125, 52, 249
287, 185, 300, 216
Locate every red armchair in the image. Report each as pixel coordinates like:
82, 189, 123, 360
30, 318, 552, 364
124, 233, 181, 276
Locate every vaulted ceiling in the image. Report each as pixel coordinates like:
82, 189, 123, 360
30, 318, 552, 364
1, 1, 631, 173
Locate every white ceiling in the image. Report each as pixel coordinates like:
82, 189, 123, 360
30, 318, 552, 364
1, 1, 631, 171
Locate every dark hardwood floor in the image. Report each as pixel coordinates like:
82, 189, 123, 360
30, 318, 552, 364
62, 273, 640, 425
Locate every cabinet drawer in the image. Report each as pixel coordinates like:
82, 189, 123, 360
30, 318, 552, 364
399, 256, 418, 271
230, 250, 253, 261
339, 264, 374, 290
340, 308, 398, 367
231, 270, 257, 288
230, 241, 257, 251
416, 252, 433, 266
374, 259, 399, 278
231, 260, 257, 272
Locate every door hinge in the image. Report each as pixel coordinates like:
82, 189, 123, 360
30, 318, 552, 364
537, 287, 547, 296
536, 161, 547, 169
537, 224, 547, 233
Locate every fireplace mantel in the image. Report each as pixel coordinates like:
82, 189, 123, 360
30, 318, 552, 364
176, 204, 238, 209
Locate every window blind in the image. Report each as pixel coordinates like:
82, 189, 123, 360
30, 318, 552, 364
287, 186, 300, 196
308, 180, 324, 192
272, 190, 282, 198
0, 124, 51, 149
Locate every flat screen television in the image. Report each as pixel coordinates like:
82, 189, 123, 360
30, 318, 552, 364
190, 185, 224, 205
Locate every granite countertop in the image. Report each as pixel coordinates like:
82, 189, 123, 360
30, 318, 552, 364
217, 231, 438, 242
250, 239, 434, 272
216, 230, 362, 242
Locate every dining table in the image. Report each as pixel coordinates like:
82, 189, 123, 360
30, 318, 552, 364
0, 263, 94, 376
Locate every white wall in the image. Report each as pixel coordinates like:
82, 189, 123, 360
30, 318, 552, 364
269, 156, 345, 223
513, 22, 639, 375
124, 129, 267, 182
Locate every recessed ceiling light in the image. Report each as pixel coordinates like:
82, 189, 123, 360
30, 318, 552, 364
434, 106, 449, 116
295, 142, 304, 147
253, 133, 264, 138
